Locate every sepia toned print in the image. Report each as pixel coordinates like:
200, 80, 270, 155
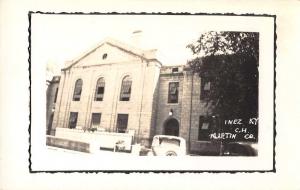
46, 30, 259, 157
31, 13, 275, 171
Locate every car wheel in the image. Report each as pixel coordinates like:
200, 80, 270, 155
166, 151, 177, 156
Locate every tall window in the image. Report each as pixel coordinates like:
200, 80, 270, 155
120, 76, 132, 101
69, 112, 78, 129
200, 78, 212, 100
54, 87, 58, 103
73, 79, 83, 101
91, 113, 101, 128
168, 82, 179, 103
198, 116, 213, 141
94, 78, 105, 101
116, 114, 128, 133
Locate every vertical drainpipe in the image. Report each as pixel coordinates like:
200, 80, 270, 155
188, 71, 194, 153
137, 58, 147, 144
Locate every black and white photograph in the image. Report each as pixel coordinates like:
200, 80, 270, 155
3, 0, 300, 189
29, 13, 275, 172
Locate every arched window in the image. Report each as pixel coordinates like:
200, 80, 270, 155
120, 75, 132, 101
73, 79, 83, 101
94, 77, 105, 101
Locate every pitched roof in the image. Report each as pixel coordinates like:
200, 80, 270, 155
62, 37, 162, 70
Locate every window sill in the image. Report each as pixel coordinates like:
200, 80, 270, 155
166, 102, 179, 105
93, 100, 104, 103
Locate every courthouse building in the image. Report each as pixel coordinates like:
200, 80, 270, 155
49, 34, 216, 153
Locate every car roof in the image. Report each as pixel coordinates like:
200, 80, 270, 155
153, 135, 185, 141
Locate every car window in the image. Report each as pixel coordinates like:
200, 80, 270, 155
159, 138, 180, 146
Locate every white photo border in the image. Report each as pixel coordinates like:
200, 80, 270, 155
29, 12, 276, 172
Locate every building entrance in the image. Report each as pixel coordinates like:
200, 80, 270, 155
164, 118, 179, 136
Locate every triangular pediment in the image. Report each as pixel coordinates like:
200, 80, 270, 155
63, 38, 161, 70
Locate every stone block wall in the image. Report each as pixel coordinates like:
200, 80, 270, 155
51, 43, 161, 146
49, 40, 216, 153
155, 68, 214, 152
188, 75, 215, 152
46, 76, 60, 135
155, 66, 184, 136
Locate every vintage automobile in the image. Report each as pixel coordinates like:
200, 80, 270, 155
147, 135, 187, 156
222, 142, 258, 156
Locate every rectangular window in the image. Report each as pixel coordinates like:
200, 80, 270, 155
168, 82, 179, 103
68, 112, 78, 129
200, 78, 212, 100
203, 81, 211, 91
116, 114, 128, 133
198, 116, 213, 141
91, 113, 101, 128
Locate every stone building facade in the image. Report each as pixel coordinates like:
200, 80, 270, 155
46, 76, 60, 135
50, 37, 215, 153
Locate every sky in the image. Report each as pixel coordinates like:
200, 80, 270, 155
31, 14, 214, 77
31, 14, 262, 77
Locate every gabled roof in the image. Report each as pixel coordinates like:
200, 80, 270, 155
62, 37, 162, 70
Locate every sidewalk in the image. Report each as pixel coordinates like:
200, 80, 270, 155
47, 146, 134, 157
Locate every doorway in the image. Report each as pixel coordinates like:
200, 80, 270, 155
164, 118, 179, 136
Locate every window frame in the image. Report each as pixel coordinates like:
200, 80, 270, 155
116, 114, 129, 133
200, 77, 212, 100
68, 112, 78, 129
91, 113, 101, 128
198, 115, 213, 141
168, 82, 179, 104
94, 77, 105, 101
73, 79, 83, 101
120, 76, 132, 101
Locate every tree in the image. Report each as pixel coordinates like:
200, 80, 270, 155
187, 31, 258, 61
187, 31, 259, 142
